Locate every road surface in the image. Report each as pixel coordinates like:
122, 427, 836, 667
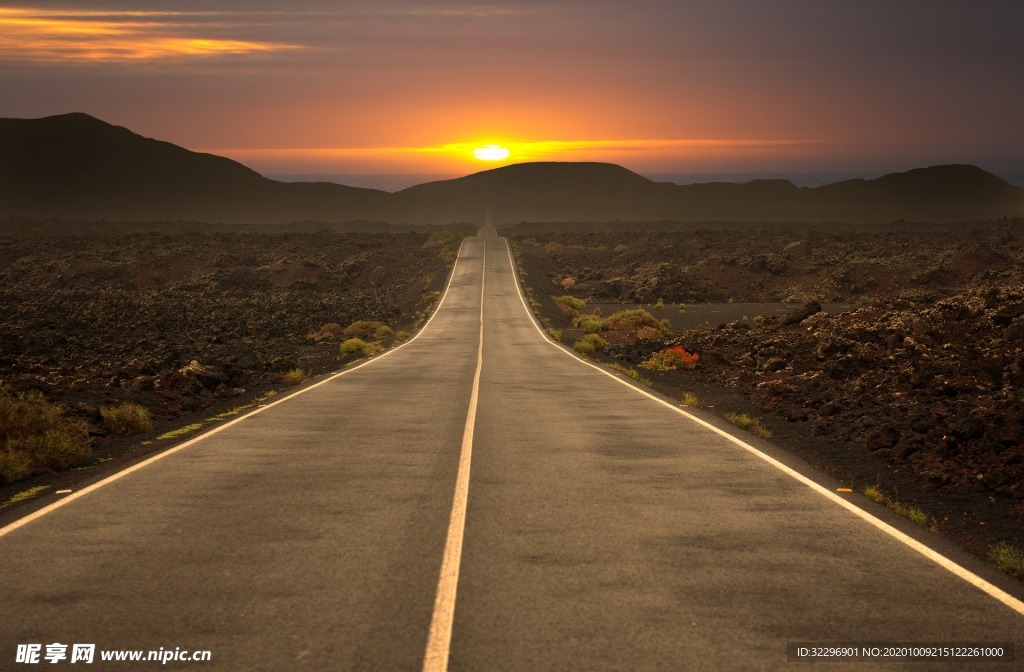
2, 228, 1022, 671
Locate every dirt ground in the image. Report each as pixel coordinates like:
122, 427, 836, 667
0, 219, 470, 513
507, 219, 1024, 575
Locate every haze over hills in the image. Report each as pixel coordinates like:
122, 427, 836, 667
1, 113, 1022, 224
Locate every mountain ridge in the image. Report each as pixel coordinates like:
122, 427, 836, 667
1, 113, 1021, 224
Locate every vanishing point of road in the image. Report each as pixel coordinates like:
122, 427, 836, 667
2, 228, 1022, 671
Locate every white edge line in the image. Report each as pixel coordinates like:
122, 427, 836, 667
422, 236, 485, 672
503, 238, 1024, 617
0, 239, 471, 539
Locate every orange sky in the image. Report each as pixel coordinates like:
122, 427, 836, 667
1, 2, 1022, 176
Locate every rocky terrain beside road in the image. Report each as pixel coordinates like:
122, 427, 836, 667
0, 220, 468, 505
509, 220, 1024, 574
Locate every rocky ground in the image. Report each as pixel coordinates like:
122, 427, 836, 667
508, 219, 1024, 573
0, 219, 469, 509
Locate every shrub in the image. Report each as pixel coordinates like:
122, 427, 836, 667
0, 389, 92, 484
602, 308, 670, 336
343, 320, 390, 339
395, 330, 410, 342
307, 322, 343, 341
573, 339, 596, 355
373, 324, 394, 340
281, 368, 311, 386
579, 334, 608, 353
100, 402, 153, 434
654, 298, 664, 311
548, 328, 562, 342
580, 319, 604, 334
681, 391, 699, 407
340, 338, 369, 354
640, 345, 699, 371
424, 229, 461, 249
635, 326, 662, 342
553, 295, 586, 313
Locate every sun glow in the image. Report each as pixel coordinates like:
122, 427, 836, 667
472, 145, 511, 161
204, 137, 808, 174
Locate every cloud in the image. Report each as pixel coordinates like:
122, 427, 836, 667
0, 7, 299, 62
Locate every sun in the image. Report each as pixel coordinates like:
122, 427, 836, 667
472, 144, 510, 161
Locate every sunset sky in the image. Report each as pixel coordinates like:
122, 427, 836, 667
1, 1, 1022, 177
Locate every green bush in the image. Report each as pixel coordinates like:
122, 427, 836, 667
602, 308, 670, 336
343, 320, 390, 339
0, 389, 92, 484
373, 324, 394, 340
574, 333, 608, 355
340, 338, 369, 354
553, 295, 586, 313
580, 319, 605, 334
395, 330, 410, 342
100, 402, 153, 434
548, 328, 562, 342
573, 339, 596, 355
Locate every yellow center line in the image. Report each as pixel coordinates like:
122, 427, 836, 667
422, 236, 486, 672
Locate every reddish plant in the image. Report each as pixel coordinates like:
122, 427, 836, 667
640, 345, 700, 371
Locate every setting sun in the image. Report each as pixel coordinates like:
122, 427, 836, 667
472, 145, 511, 161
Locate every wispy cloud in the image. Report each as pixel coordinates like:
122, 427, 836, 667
0, 7, 299, 62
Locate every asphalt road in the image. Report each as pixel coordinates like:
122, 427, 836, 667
2, 228, 1023, 671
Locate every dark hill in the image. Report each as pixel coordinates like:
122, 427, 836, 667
0, 113, 391, 222
1, 113, 1021, 224
395, 162, 678, 222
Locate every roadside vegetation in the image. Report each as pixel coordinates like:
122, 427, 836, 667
100, 402, 153, 435
423, 229, 462, 266
608, 363, 651, 385
0, 388, 92, 484
281, 368, 311, 387
863, 485, 930, 527
724, 411, 773, 440
989, 542, 1024, 577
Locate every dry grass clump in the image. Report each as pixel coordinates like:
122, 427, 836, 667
100, 402, 153, 434
340, 338, 384, 356
602, 308, 670, 336
343, 320, 392, 340
990, 542, 1024, 577
724, 411, 772, 439
553, 295, 586, 316
307, 322, 344, 341
281, 368, 311, 386
0, 388, 92, 484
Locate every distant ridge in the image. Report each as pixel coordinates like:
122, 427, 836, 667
0, 113, 391, 222
1, 113, 1022, 224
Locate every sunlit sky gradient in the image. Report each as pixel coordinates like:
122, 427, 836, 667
1, 1, 1022, 176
